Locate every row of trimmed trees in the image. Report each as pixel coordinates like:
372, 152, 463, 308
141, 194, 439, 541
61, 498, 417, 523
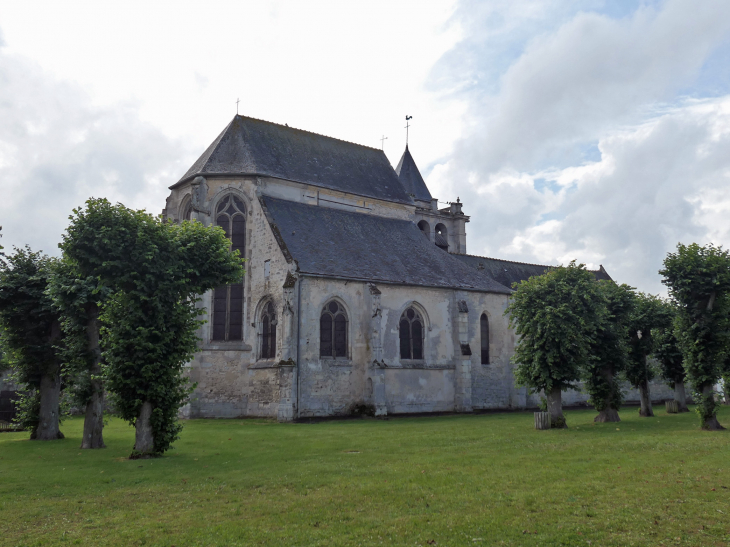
507, 243, 730, 431
0, 199, 243, 457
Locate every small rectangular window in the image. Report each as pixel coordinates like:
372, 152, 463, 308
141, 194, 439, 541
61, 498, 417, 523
264, 260, 271, 279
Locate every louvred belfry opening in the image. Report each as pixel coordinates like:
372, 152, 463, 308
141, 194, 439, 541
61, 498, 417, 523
212, 195, 246, 341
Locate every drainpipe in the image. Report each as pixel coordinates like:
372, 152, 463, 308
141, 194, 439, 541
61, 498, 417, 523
296, 275, 302, 419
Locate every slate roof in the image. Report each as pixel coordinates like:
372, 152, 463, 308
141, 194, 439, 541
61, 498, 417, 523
261, 196, 512, 294
394, 145, 432, 202
173, 115, 415, 205
453, 254, 613, 289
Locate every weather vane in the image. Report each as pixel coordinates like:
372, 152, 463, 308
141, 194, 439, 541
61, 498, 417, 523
405, 115, 412, 145
236, 98, 240, 115
380, 135, 388, 150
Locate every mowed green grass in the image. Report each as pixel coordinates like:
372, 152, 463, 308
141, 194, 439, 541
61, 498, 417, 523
1, 408, 729, 547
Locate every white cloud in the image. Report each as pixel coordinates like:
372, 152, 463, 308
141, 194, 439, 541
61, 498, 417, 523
0, 47, 188, 256
426, 0, 730, 295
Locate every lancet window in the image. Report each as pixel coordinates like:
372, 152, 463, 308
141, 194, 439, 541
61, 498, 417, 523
399, 307, 424, 360
480, 313, 490, 365
320, 301, 348, 358
212, 194, 246, 341
260, 301, 277, 359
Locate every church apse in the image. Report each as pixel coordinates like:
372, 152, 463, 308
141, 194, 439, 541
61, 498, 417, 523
168, 113, 670, 422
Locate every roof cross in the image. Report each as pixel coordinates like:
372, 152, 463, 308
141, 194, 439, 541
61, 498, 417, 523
380, 134, 388, 150
405, 115, 412, 145
236, 98, 240, 115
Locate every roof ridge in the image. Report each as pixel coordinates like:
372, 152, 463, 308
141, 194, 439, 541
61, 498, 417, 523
234, 114, 382, 152
455, 253, 555, 269
457, 252, 605, 273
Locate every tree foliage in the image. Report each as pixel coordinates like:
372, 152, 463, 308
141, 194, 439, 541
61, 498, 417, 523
47, 259, 109, 409
61, 198, 244, 456
48, 258, 110, 448
624, 292, 666, 386
506, 262, 607, 427
660, 243, 730, 429
651, 299, 685, 388
0, 247, 64, 438
582, 281, 634, 418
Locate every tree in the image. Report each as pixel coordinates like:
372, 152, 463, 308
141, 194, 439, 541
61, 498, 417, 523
0, 247, 64, 440
583, 281, 634, 422
506, 261, 606, 428
48, 259, 110, 448
624, 292, 665, 417
660, 243, 730, 430
61, 198, 244, 457
652, 299, 689, 412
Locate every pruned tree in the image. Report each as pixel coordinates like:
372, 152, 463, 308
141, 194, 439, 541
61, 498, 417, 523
506, 261, 606, 428
583, 281, 634, 423
652, 299, 689, 412
48, 259, 110, 448
660, 243, 730, 430
0, 247, 64, 440
61, 198, 244, 457
625, 292, 665, 417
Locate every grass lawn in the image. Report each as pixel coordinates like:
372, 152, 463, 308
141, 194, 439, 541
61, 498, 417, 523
1, 407, 729, 547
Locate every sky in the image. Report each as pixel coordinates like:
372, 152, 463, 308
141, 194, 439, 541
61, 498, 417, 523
1, 0, 730, 295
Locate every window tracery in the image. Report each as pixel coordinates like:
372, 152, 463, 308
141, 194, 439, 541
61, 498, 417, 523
320, 300, 348, 358
212, 194, 246, 341
399, 307, 424, 360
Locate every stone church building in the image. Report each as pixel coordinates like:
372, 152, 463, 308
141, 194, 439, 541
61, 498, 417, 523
163, 114, 622, 422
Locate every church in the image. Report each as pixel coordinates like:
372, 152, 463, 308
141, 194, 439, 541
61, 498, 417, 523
163, 114, 619, 421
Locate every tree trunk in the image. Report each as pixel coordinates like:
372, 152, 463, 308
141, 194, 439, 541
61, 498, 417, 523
132, 400, 155, 457
547, 386, 567, 428
594, 408, 620, 422
700, 383, 724, 431
674, 381, 689, 413
594, 366, 620, 422
33, 370, 64, 440
638, 379, 654, 417
81, 304, 105, 449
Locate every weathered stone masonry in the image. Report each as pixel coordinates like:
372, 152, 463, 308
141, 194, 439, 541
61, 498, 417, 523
166, 114, 676, 422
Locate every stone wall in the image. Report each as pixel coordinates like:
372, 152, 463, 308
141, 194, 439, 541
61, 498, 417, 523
166, 173, 681, 422
173, 176, 294, 419
295, 278, 516, 417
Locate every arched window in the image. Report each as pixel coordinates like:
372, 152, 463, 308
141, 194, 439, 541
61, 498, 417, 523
320, 301, 348, 358
480, 313, 490, 364
260, 301, 276, 359
212, 194, 246, 341
399, 307, 424, 360
417, 220, 430, 240
182, 198, 192, 221
435, 223, 448, 251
